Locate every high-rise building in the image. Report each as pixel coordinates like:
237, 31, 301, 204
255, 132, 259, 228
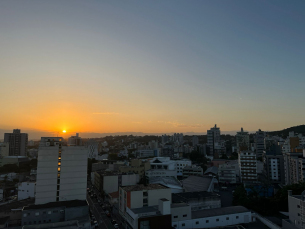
236, 128, 250, 152
35, 137, 88, 205
238, 150, 257, 183
4, 129, 28, 156
192, 135, 199, 146
207, 124, 221, 155
67, 133, 82, 146
283, 150, 305, 185
255, 129, 265, 158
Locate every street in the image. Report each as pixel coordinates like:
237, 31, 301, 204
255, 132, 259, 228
87, 181, 124, 229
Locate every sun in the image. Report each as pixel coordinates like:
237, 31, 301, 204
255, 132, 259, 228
62, 130, 66, 133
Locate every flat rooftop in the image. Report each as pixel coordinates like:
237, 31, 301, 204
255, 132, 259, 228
121, 184, 169, 192
131, 205, 158, 214
171, 203, 189, 208
182, 176, 213, 192
172, 191, 220, 203
192, 206, 249, 219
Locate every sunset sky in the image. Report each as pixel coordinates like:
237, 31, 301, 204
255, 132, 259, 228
1, 1, 304, 135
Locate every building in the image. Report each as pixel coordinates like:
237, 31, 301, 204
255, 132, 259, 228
262, 145, 285, 184
283, 150, 305, 185
282, 190, 305, 229
21, 200, 90, 228
238, 150, 257, 183
146, 157, 177, 178
0, 142, 9, 158
136, 149, 159, 158
94, 170, 139, 194
182, 166, 203, 178
236, 128, 250, 152
172, 205, 252, 229
35, 137, 88, 205
172, 191, 221, 211
255, 129, 265, 158
175, 159, 192, 177
192, 136, 199, 146
207, 124, 221, 156
119, 159, 151, 178
67, 133, 82, 146
18, 182, 36, 200
4, 129, 28, 156
149, 177, 184, 193
85, 139, 98, 159
119, 184, 172, 229
218, 162, 239, 184
204, 166, 218, 177
161, 135, 170, 144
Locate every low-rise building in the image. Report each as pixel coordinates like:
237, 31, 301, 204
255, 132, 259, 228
119, 159, 151, 178
183, 166, 203, 178
94, 171, 139, 194
146, 157, 177, 178
172, 191, 221, 211
175, 159, 192, 177
218, 162, 239, 184
18, 182, 36, 200
204, 166, 218, 177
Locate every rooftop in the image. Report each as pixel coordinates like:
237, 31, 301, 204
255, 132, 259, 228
23, 200, 88, 210
171, 203, 189, 208
192, 206, 249, 219
204, 166, 218, 175
182, 176, 213, 192
0, 198, 35, 212
130, 205, 159, 214
121, 184, 169, 192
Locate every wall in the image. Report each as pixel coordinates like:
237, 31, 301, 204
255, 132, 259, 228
65, 205, 89, 221
171, 205, 192, 222
148, 189, 171, 206
122, 174, 139, 186
18, 182, 35, 200
103, 176, 118, 194
288, 195, 302, 228
130, 191, 143, 209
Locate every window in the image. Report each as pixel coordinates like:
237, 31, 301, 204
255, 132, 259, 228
226, 217, 229, 220
182, 223, 185, 226
206, 220, 209, 223
53, 210, 58, 213
35, 212, 39, 216
216, 219, 219, 222
48, 211, 51, 214
173, 216, 178, 218
183, 214, 187, 217
196, 221, 199, 224
236, 216, 239, 219
23, 213, 27, 217
173, 225, 177, 228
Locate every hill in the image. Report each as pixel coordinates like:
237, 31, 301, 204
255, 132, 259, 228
267, 125, 305, 137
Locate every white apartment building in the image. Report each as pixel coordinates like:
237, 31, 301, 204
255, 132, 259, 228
67, 133, 82, 146
35, 137, 88, 204
18, 181, 35, 200
146, 157, 177, 178
175, 159, 192, 177
238, 150, 257, 183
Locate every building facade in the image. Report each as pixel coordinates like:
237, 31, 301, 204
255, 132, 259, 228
255, 129, 265, 158
236, 128, 250, 152
238, 150, 257, 183
4, 129, 28, 156
207, 124, 221, 156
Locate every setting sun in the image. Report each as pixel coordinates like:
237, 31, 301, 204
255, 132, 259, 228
62, 130, 66, 133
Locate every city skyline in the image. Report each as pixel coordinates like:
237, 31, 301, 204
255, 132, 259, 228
1, 1, 305, 134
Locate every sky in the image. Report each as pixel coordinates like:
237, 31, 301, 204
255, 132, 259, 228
0, 1, 304, 136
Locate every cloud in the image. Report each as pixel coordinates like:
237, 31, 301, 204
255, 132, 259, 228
157, 121, 202, 128
92, 112, 119, 115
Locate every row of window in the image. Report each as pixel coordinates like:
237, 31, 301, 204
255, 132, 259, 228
23, 210, 63, 217
173, 216, 240, 227
24, 219, 52, 225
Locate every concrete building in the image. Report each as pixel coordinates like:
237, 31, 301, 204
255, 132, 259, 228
0, 155, 29, 167
238, 150, 257, 183
119, 159, 151, 178
171, 205, 252, 229
136, 149, 159, 158
204, 166, 218, 177
21, 200, 90, 228
67, 133, 82, 146
255, 129, 265, 158
161, 135, 170, 144
236, 128, 250, 152
35, 137, 88, 205
85, 139, 98, 159
263, 145, 285, 184
4, 129, 28, 156
207, 124, 221, 156
94, 170, 139, 194
0, 142, 9, 158
283, 150, 305, 185
146, 157, 177, 178
175, 159, 192, 177
283, 190, 305, 229
172, 191, 221, 211
192, 136, 199, 146
119, 184, 172, 229
18, 182, 36, 200
218, 162, 239, 184
182, 165, 203, 178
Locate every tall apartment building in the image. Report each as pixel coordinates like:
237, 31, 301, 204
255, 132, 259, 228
238, 150, 257, 183
192, 135, 199, 146
207, 124, 221, 156
236, 128, 250, 152
218, 163, 239, 184
4, 129, 28, 156
262, 145, 285, 184
283, 150, 305, 185
255, 129, 265, 158
35, 137, 88, 205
